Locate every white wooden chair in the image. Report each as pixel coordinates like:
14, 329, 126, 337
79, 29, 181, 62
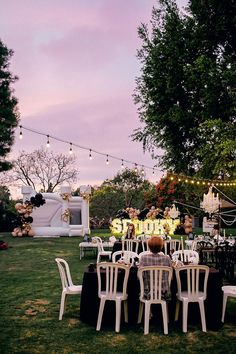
138, 266, 173, 335
92, 236, 112, 263
175, 265, 209, 332
221, 285, 236, 322
96, 262, 130, 332
172, 250, 199, 264
112, 250, 139, 266
164, 239, 181, 255
122, 239, 139, 253
55, 258, 82, 320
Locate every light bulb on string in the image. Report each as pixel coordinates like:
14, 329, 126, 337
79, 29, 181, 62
121, 159, 124, 169
69, 143, 73, 154
89, 149, 92, 160
106, 155, 109, 165
134, 163, 138, 173
152, 169, 155, 176
141, 166, 145, 176
19, 125, 23, 140
46, 135, 50, 148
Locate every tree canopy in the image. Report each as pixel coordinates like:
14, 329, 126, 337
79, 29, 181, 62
10, 147, 78, 192
0, 39, 19, 172
133, 0, 236, 179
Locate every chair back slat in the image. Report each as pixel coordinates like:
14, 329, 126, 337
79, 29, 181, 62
122, 239, 139, 253
172, 250, 199, 264
97, 262, 130, 300
55, 258, 73, 290
138, 266, 172, 301
175, 265, 209, 300
92, 236, 104, 252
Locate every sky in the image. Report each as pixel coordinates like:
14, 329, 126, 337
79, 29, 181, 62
0, 0, 187, 193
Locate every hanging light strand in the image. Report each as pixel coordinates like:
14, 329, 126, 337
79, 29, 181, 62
18, 124, 160, 173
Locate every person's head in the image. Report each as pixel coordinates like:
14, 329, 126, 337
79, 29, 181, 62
148, 236, 164, 254
127, 223, 135, 234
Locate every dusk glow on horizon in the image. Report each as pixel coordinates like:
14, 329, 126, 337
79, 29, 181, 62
0, 0, 187, 191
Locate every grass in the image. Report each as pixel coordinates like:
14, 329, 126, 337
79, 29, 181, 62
0, 230, 236, 354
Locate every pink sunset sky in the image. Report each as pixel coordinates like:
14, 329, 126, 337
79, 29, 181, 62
0, 0, 187, 190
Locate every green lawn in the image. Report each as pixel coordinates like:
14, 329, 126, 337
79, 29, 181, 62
0, 231, 236, 354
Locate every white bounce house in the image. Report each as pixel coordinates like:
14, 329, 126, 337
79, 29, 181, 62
22, 185, 91, 237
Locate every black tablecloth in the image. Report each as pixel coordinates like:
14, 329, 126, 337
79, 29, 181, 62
80, 266, 223, 331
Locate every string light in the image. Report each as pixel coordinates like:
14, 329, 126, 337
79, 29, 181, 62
134, 163, 138, 173
141, 166, 145, 176
168, 172, 236, 188
152, 169, 155, 176
46, 135, 50, 148
89, 149, 92, 160
69, 143, 73, 154
106, 155, 109, 165
19, 125, 23, 140
121, 159, 124, 169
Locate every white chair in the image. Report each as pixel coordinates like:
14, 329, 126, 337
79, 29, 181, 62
55, 258, 82, 320
122, 239, 139, 253
175, 265, 209, 332
96, 262, 130, 332
141, 240, 150, 252
164, 240, 181, 255
112, 250, 139, 265
92, 236, 112, 263
172, 250, 199, 264
221, 285, 236, 322
138, 265, 173, 335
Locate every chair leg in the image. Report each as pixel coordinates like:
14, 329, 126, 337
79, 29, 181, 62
175, 300, 180, 321
138, 302, 143, 324
124, 300, 128, 323
97, 253, 100, 263
115, 299, 121, 333
161, 302, 168, 335
221, 293, 228, 323
144, 303, 150, 335
59, 292, 66, 320
199, 300, 207, 332
182, 300, 188, 333
96, 298, 106, 331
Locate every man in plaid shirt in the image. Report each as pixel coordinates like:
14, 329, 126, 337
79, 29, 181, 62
139, 236, 172, 300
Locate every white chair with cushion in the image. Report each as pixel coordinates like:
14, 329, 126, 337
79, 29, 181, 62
221, 285, 236, 322
138, 265, 173, 335
112, 250, 139, 265
172, 250, 199, 264
175, 265, 209, 332
92, 236, 112, 263
55, 258, 82, 320
96, 262, 130, 332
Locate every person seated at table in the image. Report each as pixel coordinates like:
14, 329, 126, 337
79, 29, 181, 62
210, 224, 223, 242
124, 222, 136, 239
139, 236, 172, 300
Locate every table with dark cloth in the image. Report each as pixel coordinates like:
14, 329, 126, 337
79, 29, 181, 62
80, 265, 223, 331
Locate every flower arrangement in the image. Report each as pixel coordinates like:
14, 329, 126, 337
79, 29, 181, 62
81, 193, 90, 201
61, 208, 71, 222
12, 193, 46, 237
60, 193, 71, 201
146, 206, 160, 220
125, 207, 140, 220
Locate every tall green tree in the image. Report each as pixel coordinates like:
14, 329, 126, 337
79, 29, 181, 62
90, 168, 153, 222
133, 0, 236, 179
0, 39, 19, 172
